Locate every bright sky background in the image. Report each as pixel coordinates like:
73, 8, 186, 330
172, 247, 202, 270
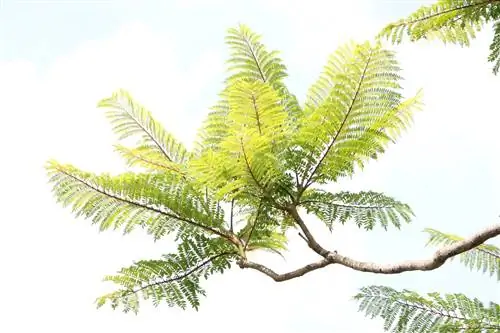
1, 0, 499, 332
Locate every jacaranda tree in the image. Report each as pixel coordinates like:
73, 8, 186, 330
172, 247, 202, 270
46, 24, 500, 331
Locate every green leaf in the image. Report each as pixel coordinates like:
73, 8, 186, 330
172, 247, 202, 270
380, 0, 500, 74
294, 41, 423, 185
191, 80, 292, 201
225, 24, 302, 120
301, 190, 414, 230
99, 89, 190, 165
96, 235, 235, 312
354, 285, 500, 332
113, 144, 187, 174
45, 160, 226, 240
489, 21, 500, 74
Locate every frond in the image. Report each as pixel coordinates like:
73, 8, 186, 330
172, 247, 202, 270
99, 89, 190, 166
295, 41, 423, 187
379, 0, 500, 74
236, 202, 288, 256
301, 190, 414, 231
488, 21, 500, 74
245, 232, 287, 257
191, 80, 292, 201
225, 24, 302, 121
379, 0, 498, 45
96, 236, 235, 313
195, 96, 231, 154
226, 24, 287, 85
424, 228, 500, 280
45, 160, 227, 240
225, 80, 289, 142
114, 144, 187, 174
195, 24, 303, 182
354, 285, 500, 332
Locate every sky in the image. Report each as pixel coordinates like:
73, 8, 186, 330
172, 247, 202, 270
0, 0, 499, 332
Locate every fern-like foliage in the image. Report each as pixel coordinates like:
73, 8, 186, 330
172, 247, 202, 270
46, 161, 227, 240
196, 24, 301, 155
301, 190, 414, 231
191, 79, 292, 202
489, 21, 500, 73
294, 41, 423, 186
225, 24, 301, 118
100, 89, 191, 172
97, 235, 235, 313
47, 24, 422, 313
354, 285, 500, 332
424, 228, 500, 280
236, 201, 288, 257
380, 0, 500, 74
355, 228, 499, 331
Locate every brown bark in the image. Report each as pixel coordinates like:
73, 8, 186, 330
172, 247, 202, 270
238, 206, 500, 282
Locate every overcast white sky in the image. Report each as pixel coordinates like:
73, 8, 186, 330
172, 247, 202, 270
0, 0, 499, 332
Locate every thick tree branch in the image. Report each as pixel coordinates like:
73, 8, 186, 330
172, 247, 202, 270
286, 205, 331, 257
324, 223, 500, 274
238, 221, 500, 281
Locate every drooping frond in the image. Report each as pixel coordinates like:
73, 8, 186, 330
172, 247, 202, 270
295, 41, 423, 187
97, 235, 235, 313
424, 228, 500, 280
46, 160, 227, 240
354, 285, 500, 332
99, 89, 190, 166
301, 190, 414, 231
380, 0, 500, 74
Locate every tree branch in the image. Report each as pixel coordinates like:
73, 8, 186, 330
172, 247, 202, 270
238, 222, 500, 281
238, 258, 331, 282
324, 223, 500, 274
230, 198, 235, 232
286, 205, 331, 257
